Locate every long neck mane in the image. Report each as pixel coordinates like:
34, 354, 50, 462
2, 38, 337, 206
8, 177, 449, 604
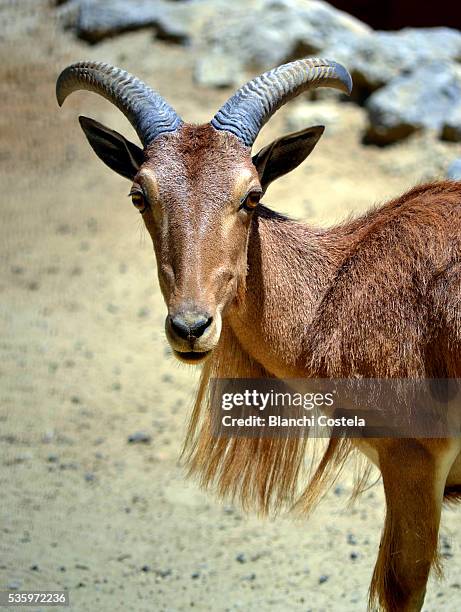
182, 205, 361, 514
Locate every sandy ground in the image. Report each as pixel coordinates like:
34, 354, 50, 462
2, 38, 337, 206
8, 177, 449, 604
1, 2, 461, 611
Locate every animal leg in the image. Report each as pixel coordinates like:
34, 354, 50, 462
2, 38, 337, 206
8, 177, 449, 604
369, 439, 457, 612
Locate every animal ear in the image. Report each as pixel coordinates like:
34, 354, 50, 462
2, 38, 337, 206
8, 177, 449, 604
252, 125, 325, 192
78, 116, 144, 180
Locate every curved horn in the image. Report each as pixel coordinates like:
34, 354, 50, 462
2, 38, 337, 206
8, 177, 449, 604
56, 61, 183, 146
211, 58, 352, 147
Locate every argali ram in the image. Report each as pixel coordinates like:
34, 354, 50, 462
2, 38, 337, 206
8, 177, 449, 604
56, 58, 461, 612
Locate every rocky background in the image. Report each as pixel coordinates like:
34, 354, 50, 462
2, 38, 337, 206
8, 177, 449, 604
56, 0, 461, 148
1, 1, 461, 611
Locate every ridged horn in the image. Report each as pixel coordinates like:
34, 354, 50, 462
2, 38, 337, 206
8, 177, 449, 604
56, 61, 183, 146
211, 58, 352, 147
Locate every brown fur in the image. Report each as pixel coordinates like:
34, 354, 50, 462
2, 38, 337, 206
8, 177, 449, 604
176, 174, 461, 611
80, 117, 461, 611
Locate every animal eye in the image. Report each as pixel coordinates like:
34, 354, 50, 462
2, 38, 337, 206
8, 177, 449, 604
239, 190, 261, 213
129, 189, 147, 214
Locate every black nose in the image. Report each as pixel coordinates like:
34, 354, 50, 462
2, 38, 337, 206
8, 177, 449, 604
169, 313, 213, 340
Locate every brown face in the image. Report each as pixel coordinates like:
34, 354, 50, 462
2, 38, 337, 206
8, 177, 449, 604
130, 124, 262, 364
77, 114, 325, 365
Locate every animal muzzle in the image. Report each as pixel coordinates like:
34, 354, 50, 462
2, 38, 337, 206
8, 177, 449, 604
169, 312, 213, 340
165, 309, 221, 363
